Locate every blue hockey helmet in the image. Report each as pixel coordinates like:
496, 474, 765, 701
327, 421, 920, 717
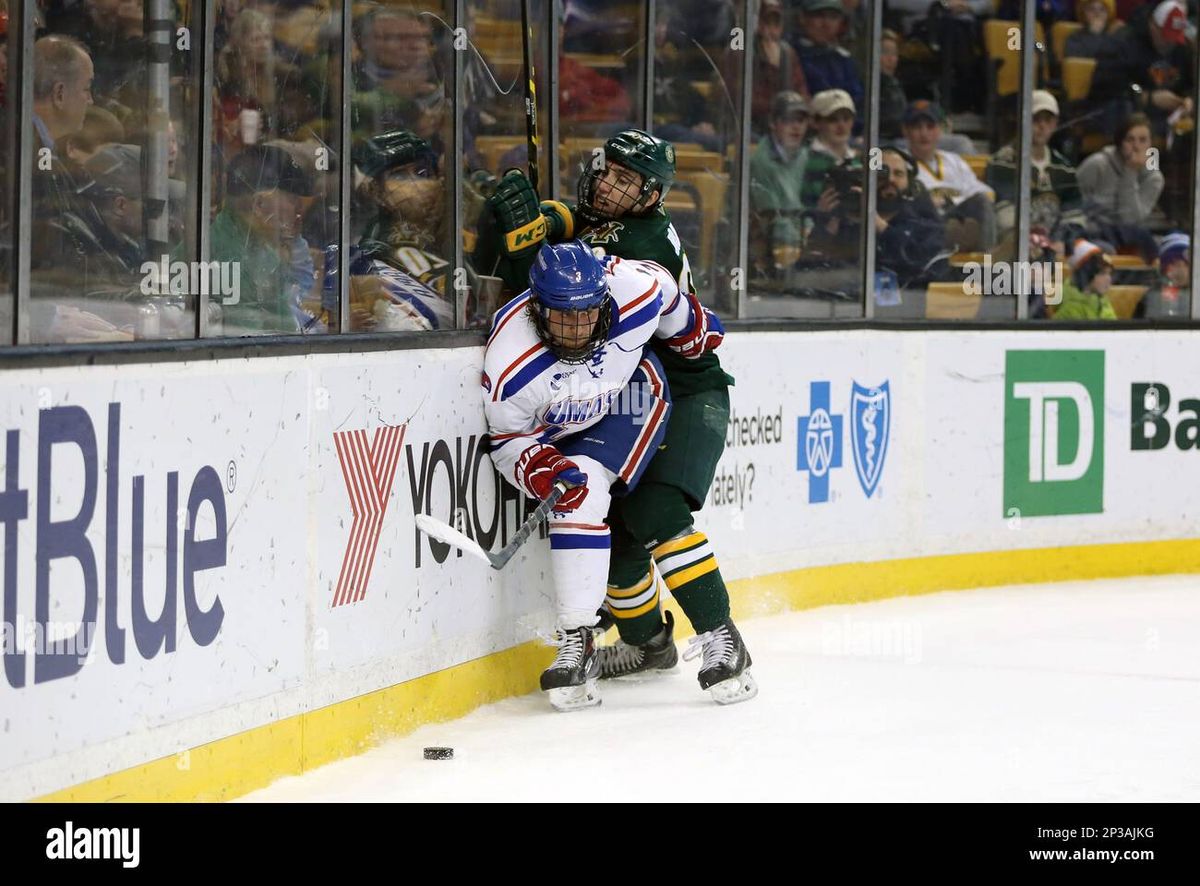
528, 240, 612, 362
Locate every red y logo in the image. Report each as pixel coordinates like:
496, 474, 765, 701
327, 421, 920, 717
332, 425, 406, 606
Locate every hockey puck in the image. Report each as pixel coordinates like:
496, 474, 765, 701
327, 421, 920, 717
423, 746, 454, 760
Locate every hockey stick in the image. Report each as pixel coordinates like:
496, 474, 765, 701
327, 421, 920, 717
520, 0, 540, 192
415, 482, 568, 570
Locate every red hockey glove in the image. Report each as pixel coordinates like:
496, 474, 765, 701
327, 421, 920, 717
517, 445, 589, 512
665, 292, 725, 358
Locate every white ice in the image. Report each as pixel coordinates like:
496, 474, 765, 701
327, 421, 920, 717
243, 575, 1200, 802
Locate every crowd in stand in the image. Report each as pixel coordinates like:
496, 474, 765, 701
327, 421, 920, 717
2, 0, 1196, 342
746, 0, 1196, 319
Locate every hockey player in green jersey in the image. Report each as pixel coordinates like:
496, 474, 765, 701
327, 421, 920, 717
476, 129, 756, 704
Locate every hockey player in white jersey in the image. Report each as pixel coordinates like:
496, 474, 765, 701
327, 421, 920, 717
482, 239, 724, 711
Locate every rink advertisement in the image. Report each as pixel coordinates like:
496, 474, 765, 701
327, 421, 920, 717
2, 329, 1199, 800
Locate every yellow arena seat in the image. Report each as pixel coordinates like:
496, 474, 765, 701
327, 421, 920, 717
926, 282, 982, 319
1107, 285, 1148, 319
1063, 57, 1097, 102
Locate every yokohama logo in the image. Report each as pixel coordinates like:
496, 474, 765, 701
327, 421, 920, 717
332, 425, 406, 606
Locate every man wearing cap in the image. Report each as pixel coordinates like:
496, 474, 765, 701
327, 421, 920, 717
750, 91, 812, 273
793, 0, 863, 129
802, 88, 858, 208
902, 100, 996, 252
79, 142, 151, 275
1139, 231, 1191, 318
986, 90, 1084, 247
1055, 238, 1117, 320
210, 143, 321, 334
1091, 0, 1195, 137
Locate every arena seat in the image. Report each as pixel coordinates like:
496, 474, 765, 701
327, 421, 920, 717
1063, 57, 1097, 102
926, 282, 981, 319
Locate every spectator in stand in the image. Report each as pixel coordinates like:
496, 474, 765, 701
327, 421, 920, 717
986, 91, 1085, 246
794, 0, 863, 128
1065, 0, 1122, 59
875, 147, 947, 288
903, 100, 996, 252
352, 5, 447, 146
1090, 0, 1195, 138
879, 29, 908, 142
79, 142, 149, 276
209, 144, 321, 334
1055, 238, 1118, 319
1076, 112, 1163, 260
739, 0, 809, 139
802, 89, 858, 207
558, 19, 633, 125
217, 8, 310, 142
749, 91, 811, 274
1138, 231, 1191, 318
32, 34, 94, 154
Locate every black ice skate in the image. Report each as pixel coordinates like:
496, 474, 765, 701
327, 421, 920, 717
540, 625, 602, 711
596, 611, 679, 679
683, 618, 757, 705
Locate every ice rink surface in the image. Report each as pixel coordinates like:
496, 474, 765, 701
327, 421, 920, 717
245, 575, 1200, 802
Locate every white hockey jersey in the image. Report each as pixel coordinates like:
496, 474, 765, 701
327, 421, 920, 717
482, 255, 707, 496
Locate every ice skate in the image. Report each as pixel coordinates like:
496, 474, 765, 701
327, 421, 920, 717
596, 611, 678, 679
541, 625, 602, 711
683, 618, 757, 705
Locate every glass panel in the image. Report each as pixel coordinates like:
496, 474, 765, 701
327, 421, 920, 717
1029, 0, 1194, 322
655, 0, 745, 317
345, 1, 456, 333
28, 0, 201, 342
207, 0, 342, 336
814, 0, 1018, 321
745, 0, 866, 319
462, 0, 550, 327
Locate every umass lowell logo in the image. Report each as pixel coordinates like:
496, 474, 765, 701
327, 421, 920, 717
796, 380, 891, 503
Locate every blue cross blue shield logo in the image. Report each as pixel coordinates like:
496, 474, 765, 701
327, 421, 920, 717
797, 381, 843, 503
850, 381, 890, 498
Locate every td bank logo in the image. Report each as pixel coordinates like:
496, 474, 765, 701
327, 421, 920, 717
1003, 351, 1105, 517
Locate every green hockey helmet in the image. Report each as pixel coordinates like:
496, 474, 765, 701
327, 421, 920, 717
352, 129, 438, 178
578, 129, 676, 222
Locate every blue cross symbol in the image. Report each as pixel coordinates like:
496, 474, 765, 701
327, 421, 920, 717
797, 381, 843, 503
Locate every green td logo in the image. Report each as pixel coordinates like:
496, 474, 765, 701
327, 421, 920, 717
1003, 350, 1105, 517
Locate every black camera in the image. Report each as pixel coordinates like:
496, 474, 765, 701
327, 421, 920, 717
824, 164, 864, 221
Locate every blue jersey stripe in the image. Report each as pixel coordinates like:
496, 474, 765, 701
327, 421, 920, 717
488, 291, 531, 342
550, 534, 612, 550
500, 350, 559, 401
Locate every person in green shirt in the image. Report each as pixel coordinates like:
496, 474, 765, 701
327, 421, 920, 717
478, 129, 756, 704
210, 144, 319, 334
1055, 239, 1118, 320
749, 90, 811, 274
